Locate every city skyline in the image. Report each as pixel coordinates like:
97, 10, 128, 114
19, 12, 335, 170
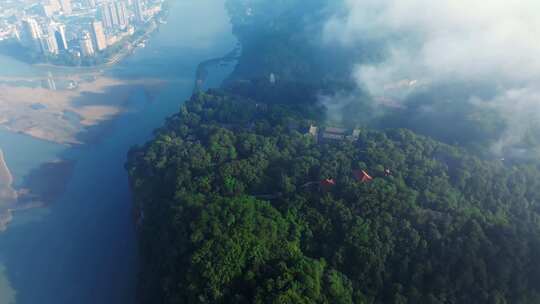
0, 0, 164, 64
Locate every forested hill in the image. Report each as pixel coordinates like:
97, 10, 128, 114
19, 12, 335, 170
126, 1, 540, 303
127, 90, 540, 303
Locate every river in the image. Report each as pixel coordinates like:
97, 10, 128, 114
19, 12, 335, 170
0, 1, 237, 303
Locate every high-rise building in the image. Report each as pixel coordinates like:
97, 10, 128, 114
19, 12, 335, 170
13, 29, 20, 41
41, 4, 56, 17
108, 2, 119, 27
21, 18, 42, 51
115, 1, 128, 29
59, 0, 72, 15
99, 3, 113, 29
46, 72, 56, 90
41, 0, 61, 17
40, 34, 59, 55
79, 32, 95, 57
99, 2, 121, 29
133, 0, 145, 23
91, 21, 107, 51
49, 0, 62, 10
22, 18, 41, 41
49, 23, 68, 51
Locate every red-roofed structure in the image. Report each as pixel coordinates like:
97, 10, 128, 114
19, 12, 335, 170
353, 170, 373, 183
320, 178, 336, 187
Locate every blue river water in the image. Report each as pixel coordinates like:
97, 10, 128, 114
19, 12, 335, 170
0, 1, 236, 303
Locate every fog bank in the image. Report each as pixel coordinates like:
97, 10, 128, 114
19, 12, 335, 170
324, 0, 540, 155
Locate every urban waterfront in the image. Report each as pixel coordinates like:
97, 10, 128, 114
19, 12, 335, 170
0, 0, 165, 67
0, 1, 237, 303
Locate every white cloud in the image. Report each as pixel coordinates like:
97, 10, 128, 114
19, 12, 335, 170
325, 0, 540, 154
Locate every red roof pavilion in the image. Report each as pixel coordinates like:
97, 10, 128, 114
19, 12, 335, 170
353, 170, 373, 183
320, 178, 336, 187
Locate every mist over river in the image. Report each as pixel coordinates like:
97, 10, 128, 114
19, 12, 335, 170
0, 1, 236, 303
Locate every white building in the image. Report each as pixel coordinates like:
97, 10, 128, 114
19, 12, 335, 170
49, 23, 68, 51
22, 18, 41, 40
20, 18, 42, 51
115, 1, 129, 29
99, 3, 113, 28
99, 2, 124, 29
59, 0, 72, 15
91, 21, 107, 51
133, 0, 145, 23
41, 0, 61, 17
40, 34, 59, 55
79, 32, 95, 57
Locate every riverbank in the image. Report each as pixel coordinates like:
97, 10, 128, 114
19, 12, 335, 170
0, 148, 63, 232
106, 22, 159, 67
194, 47, 240, 92
0, 1, 169, 71
0, 149, 19, 232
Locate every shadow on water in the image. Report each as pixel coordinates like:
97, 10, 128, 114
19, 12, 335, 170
0, 78, 188, 304
0, 74, 191, 303
21, 159, 76, 204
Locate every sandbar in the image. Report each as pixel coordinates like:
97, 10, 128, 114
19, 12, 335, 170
0, 72, 165, 145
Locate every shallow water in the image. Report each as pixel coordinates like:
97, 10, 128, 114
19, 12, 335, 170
0, 1, 236, 303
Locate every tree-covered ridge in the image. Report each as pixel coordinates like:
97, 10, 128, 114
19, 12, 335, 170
127, 90, 540, 303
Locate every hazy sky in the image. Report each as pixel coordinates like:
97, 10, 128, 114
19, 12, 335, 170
324, 0, 540, 153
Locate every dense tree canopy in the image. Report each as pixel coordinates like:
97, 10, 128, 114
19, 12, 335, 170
127, 1, 540, 303
127, 90, 540, 303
